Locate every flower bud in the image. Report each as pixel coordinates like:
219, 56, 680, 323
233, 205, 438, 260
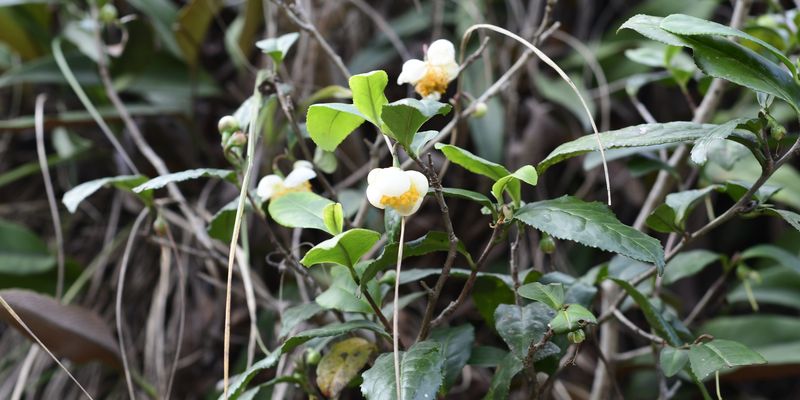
228, 131, 247, 148
153, 215, 168, 236
217, 115, 239, 135
305, 349, 321, 365
567, 329, 586, 344
539, 234, 556, 254
99, 3, 118, 24
472, 101, 488, 118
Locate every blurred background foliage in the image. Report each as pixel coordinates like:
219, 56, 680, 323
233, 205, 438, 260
1, 0, 800, 399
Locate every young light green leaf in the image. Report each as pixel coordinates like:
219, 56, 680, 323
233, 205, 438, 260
689, 339, 766, 380
494, 303, 559, 361
619, 14, 687, 47
549, 303, 597, 334
660, 14, 796, 78
360, 341, 445, 400
63, 175, 149, 213
316, 337, 377, 399
663, 250, 720, 285
517, 282, 565, 310
611, 278, 682, 346
429, 324, 475, 391
132, 168, 235, 193
381, 98, 451, 151
301, 229, 381, 268
255, 32, 300, 64
435, 143, 510, 181
515, 196, 665, 273
660, 347, 689, 377
0, 219, 54, 275
537, 122, 756, 174
647, 186, 719, 233
691, 119, 744, 165
349, 70, 388, 126
438, 187, 495, 210
316, 264, 381, 314
306, 103, 366, 151
322, 203, 344, 235
267, 192, 334, 233
409, 130, 439, 157
490, 165, 538, 203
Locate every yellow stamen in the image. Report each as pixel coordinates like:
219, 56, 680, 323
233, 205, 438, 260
414, 66, 450, 98
380, 184, 420, 214
272, 181, 312, 199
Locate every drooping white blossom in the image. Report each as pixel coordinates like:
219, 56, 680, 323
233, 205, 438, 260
256, 160, 316, 201
366, 167, 428, 216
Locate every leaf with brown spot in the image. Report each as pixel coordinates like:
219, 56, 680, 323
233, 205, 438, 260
316, 337, 377, 398
0, 289, 120, 366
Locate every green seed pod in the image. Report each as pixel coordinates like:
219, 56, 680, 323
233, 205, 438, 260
217, 115, 239, 135
472, 101, 488, 118
305, 349, 321, 365
539, 234, 556, 254
567, 329, 586, 344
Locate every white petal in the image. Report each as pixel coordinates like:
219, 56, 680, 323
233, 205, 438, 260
397, 59, 427, 85
426, 39, 456, 66
366, 184, 385, 209
284, 166, 316, 187
372, 167, 411, 197
256, 175, 283, 200
442, 61, 459, 82
367, 168, 385, 185
293, 160, 314, 170
423, 92, 442, 101
407, 170, 429, 195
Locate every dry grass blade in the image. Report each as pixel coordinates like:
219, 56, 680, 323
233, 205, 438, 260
461, 23, 612, 205
0, 292, 97, 399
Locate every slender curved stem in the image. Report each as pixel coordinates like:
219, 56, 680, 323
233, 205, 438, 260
393, 217, 407, 400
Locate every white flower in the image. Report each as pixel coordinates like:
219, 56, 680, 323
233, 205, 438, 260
366, 167, 429, 216
256, 160, 316, 201
397, 39, 459, 100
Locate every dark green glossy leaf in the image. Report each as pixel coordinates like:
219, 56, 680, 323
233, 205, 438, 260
689, 339, 766, 380
360, 341, 445, 400
660, 347, 689, 377
494, 303, 559, 361
429, 324, 475, 391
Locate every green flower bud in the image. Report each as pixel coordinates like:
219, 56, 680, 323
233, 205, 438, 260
305, 349, 321, 365
153, 215, 168, 236
567, 329, 586, 344
217, 115, 239, 135
472, 101, 488, 118
228, 131, 248, 148
99, 3, 118, 24
539, 234, 556, 254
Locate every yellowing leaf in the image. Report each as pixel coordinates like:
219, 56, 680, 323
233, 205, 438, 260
316, 337, 377, 398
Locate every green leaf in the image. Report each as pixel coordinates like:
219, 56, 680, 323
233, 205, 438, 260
438, 187, 495, 210
690, 119, 745, 165
482, 353, 524, 400
207, 197, 253, 243
517, 282, 565, 310
727, 266, 800, 310
474, 277, 516, 328
548, 304, 597, 334
349, 70, 388, 126
255, 32, 299, 64
515, 196, 665, 272
360, 341, 445, 400
435, 143, 510, 180
361, 231, 473, 289
491, 165, 538, 204
306, 103, 366, 151
268, 192, 334, 233
316, 337, 377, 399
322, 203, 344, 235
0, 219, 55, 275
689, 339, 766, 380
660, 14, 797, 78
278, 302, 324, 338
132, 168, 234, 193
381, 99, 451, 151
429, 325, 475, 392
409, 130, 439, 157
467, 346, 509, 367
646, 186, 719, 233
537, 122, 756, 174
619, 14, 687, 47
301, 229, 381, 268
63, 175, 149, 213
740, 244, 800, 274
175, 0, 223, 66
660, 347, 689, 377
611, 278, 682, 346
494, 303, 559, 361
701, 315, 800, 366
768, 209, 800, 233
663, 250, 720, 285
316, 264, 380, 314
